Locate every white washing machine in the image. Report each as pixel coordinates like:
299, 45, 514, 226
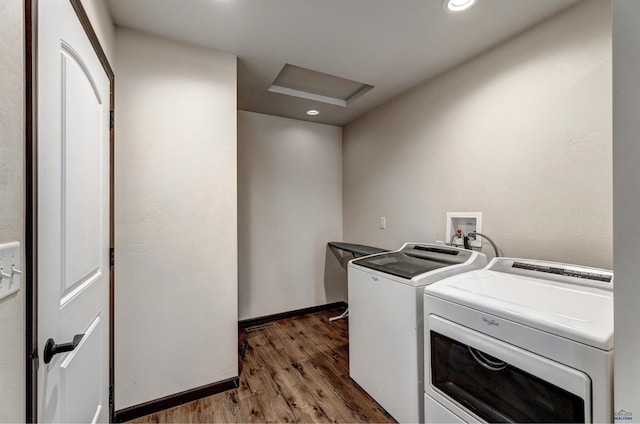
348, 242, 487, 423
423, 258, 613, 423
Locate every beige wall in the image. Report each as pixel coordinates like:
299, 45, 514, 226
0, 0, 25, 421
613, 0, 640, 416
238, 111, 343, 320
343, 0, 612, 269
114, 28, 238, 409
80, 0, 115, 66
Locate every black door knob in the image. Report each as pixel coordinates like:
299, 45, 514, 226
43, 334, 84, 364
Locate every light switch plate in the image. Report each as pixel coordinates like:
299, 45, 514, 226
0, 242, 21, 301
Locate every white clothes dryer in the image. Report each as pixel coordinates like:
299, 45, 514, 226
423, 258, 613, 423
348, 242, 487, 423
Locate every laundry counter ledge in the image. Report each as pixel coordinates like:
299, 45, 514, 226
328, 241, 389, 258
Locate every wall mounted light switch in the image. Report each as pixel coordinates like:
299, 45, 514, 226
0, 242, 21, 301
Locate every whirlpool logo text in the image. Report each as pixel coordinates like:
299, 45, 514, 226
481, 316, 499, 326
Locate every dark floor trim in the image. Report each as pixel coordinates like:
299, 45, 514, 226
239, 301, 348, 330
112, 377, 239, 423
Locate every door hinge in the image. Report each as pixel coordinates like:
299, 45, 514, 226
110, 248, 114, 266
109, 384, 113, 406
109, 110, 114, 130
29, 349, 39, 370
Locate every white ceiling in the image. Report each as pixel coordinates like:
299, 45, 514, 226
107, 0, 581, 126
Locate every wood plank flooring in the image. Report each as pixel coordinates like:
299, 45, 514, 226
130, 308, 396, 423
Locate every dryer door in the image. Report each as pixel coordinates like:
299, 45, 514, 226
426, 315, 591, 423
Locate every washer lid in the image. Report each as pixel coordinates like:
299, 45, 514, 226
425, 259, 613, 351
351, 243, 474, 280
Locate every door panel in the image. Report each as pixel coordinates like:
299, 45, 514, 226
61, 42, 104, 303
37, 0, 110, 422
60, 315, 103, 423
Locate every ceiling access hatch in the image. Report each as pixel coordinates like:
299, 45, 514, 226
268, 64, 374, 107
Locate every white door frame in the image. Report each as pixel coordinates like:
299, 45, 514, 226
25, 1, 115, 421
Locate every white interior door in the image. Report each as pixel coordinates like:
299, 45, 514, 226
37, 0, 110, 422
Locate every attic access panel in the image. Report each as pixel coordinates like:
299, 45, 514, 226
268, 64, 373, 107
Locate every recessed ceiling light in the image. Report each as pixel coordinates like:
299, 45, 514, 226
305, 109, 320, 116
443, 0, 478, 13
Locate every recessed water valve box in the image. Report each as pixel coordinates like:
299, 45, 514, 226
446, 212, 482, 248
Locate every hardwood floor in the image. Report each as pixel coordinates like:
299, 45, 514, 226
130, 308, 396, 423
